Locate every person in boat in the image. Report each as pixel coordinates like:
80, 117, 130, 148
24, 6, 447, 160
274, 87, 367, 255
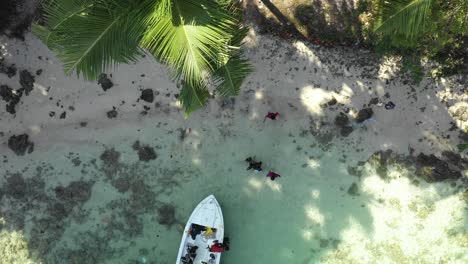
189, 224, 206, 240
245, 157, 263, 172
209, 242, 225, 253
267, 171, 281, 180
264, 112, 279, 122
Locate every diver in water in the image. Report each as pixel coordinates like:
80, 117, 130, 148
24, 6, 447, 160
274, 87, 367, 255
263, 112, 279, 122
266, 171, 281, 181
245, 157, 263, 172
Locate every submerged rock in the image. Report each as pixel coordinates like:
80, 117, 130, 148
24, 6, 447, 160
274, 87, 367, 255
132, 141, 157, 161
100, 148, 120, 167
140, 88, 154, 103
8, 134, 34, 155
355, 108, 373, 123
54, 181, 94, 204
416, 153, 462, 182
157, 204, 176, 228
19, 69, 34, 95
98, 73, 113, 91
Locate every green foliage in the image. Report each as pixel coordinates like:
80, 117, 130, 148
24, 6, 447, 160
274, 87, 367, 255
367, 0, 468, 78
458, 143, 468, 152
374, 0, 433, 41
35, 0, 252, 115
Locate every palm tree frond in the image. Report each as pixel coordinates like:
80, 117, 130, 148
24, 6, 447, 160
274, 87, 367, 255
141, 0, 234, 87
374, 0, 433, 40
179, 80, 211, 116
213, 55, 252, 97
37, 0, 145, 79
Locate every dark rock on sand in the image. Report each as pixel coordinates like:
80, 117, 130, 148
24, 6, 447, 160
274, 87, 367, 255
335, 112, 353, 136
0, 61, 17, 77
355, 108, 373, 123
19, 70, 35, 95
98, 73, 113, 91
416, 153, 462, 182
36, 69, 42, 76
335, 112, 349, 127
8, 134, 34, 155
369, 97, 379, 106
340, 126, 354, 137
107, 109, 117, 119
327, 97, 337, 106
0, 84, 22, 114
140, 88, 154, 103
59, 111, 66, 119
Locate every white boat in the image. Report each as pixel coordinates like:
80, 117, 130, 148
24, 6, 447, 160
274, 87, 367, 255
176, 195, 225, 264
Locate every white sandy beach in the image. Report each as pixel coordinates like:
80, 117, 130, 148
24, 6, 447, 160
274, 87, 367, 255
0, 29, 467, 264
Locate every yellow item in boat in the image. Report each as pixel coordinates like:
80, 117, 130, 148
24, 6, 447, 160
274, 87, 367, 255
205, 227, 213, 236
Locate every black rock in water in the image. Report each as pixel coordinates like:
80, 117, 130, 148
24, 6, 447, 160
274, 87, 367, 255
355, 108, 373, 123
8, 134, 34, 156
19, 70, 35, 95
137, 146, 157, 162
140, 88, 154, 103
98, 73, 113, 91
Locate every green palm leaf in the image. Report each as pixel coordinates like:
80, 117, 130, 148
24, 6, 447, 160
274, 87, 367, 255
36, 0, 144, 79
179, 80, 211, 116
213, 55, 252, 97
140, 0, 234, 87
374, 0, 433, 40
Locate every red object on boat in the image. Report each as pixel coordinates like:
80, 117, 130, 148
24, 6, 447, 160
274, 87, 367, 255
210, 243, 225, 252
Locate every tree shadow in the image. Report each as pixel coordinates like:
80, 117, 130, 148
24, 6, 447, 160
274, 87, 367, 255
294, 0, 363, 44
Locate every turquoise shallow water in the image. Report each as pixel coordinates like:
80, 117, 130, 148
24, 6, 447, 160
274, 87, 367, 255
1, 113, 466, 264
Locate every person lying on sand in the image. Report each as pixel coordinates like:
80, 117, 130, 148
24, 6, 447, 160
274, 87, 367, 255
267, 171, 281, 181
263, 112, 279, 122
245, 157, 263, 172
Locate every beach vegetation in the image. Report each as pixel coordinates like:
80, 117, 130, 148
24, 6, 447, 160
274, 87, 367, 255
34, 0, 252, 115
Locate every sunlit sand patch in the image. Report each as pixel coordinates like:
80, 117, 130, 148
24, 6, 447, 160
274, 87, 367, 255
265, 179, 282, 192
0, 218, 42, 264
254, 90, 263, 100
169, 100, 182, 108
307, 159, 320, 169
29, 125, 41, 134
310, 189, 320, 199
293, 41, 323, 68
305, 205, 325, 226
247, 177, 263, 192
300, 86, 333, 116
34, 83, 49, 96
324, 169, 468, 263
302, 229, 313, 241
338, 83, 354, 101
191, 157, 201, 165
